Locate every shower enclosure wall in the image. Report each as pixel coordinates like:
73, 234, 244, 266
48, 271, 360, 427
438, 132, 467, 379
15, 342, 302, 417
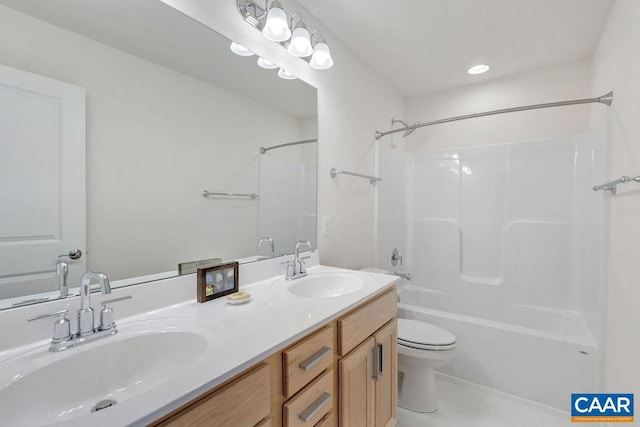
377, 130, 606, 410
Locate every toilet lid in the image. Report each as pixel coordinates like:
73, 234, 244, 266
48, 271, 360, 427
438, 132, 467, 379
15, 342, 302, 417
398, 319, 456, 347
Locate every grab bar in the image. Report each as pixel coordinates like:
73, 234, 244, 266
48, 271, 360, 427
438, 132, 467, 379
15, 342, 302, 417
593, 175, 640, 195
202, 190, 259, 200
330, 168, 381, 184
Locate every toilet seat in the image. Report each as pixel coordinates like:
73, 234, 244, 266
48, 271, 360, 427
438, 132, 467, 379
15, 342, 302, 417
398, 319, 456, 351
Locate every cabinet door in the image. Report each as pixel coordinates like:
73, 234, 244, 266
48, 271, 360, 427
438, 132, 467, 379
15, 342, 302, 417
373, 319, 397, 427
339, 337, 375, 427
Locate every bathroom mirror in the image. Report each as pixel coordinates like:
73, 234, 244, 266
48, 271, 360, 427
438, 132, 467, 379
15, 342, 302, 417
0, 0, 317, 308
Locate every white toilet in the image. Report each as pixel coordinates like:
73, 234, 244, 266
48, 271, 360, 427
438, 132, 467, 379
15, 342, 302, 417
397, 318, 457, 413
359, 268, 457, 412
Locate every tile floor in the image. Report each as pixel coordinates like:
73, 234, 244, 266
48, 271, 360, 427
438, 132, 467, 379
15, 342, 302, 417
396, 374, 606, 427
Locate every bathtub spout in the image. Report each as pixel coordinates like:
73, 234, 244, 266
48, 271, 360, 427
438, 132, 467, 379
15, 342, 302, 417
392, 271, 411, 281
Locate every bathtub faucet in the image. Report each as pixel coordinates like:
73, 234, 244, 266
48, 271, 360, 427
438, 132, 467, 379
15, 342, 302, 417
392, 271, 411, 281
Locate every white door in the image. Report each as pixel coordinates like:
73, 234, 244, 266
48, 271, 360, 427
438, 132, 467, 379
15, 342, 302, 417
0, 64, 86, 299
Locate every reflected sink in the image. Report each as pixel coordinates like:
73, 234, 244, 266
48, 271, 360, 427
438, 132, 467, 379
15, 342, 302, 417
287, 272, 366, 298
0, 318, 221, 426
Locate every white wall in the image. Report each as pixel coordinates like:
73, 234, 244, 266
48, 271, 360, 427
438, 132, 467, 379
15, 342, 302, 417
0, 5, 307, 280
590, 0, 640, 396
161, 0, 405, 269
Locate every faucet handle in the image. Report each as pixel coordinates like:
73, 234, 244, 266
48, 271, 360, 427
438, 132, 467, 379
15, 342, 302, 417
100, 295, 132, 306
28, 309, 71, 342
99, 295, 132, 331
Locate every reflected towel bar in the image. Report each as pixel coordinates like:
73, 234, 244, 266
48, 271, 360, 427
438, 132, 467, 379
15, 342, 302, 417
202, 190, 259, 200
593, 175, 640, 195
330, 167, 381, 184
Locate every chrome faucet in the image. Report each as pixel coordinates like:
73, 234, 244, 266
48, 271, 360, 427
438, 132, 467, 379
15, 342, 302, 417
258, 236, 275, 258
78, 271, 111, 336
286, 240, 314, 280
28, 270, 131, 352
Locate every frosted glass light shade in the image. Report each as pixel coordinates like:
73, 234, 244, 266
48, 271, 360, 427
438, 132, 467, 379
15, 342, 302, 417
310, 42, 334, 70
277, 69, 297, 80
257, 57, 278, 69
263, 6, 291, 42
229, 42, 254, 57
287, 27, 313, 57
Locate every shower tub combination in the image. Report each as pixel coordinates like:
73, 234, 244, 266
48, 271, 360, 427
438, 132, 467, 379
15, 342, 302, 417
398, 286, 598, 410
379, 130, 606, 411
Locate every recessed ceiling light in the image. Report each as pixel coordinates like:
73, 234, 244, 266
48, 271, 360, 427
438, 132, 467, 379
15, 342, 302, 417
468, 64, 490, 75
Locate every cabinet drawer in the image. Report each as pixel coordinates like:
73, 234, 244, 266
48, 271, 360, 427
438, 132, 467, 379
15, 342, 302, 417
160, 363, 270, 426
338, 289, 397, 356
283, 325, 334, 398
283, 369, 334, 427
315, 412, 334, 427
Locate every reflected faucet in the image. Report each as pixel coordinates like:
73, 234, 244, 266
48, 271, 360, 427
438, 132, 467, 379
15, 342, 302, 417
258, 237, 275, 258
78, 271, 111, 336
286, 240, 314, 280
56, 259, 69, 298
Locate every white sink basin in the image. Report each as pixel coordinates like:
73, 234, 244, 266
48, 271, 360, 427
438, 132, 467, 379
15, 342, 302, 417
287, 272, 366, 298
0, 318, 222, 426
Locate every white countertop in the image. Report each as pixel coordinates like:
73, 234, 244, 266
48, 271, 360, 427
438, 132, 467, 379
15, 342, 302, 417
0, 260, 398, 427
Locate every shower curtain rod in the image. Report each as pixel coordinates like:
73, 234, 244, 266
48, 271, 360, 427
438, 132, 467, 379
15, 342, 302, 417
260, 138, 317, 154
374, 92, 613, 140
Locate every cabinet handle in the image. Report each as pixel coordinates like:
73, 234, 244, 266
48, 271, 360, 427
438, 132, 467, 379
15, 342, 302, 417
372, 347, 379, 380
298, 346, 331, 371
299, 392, 332, 422
378, 344, 384, 375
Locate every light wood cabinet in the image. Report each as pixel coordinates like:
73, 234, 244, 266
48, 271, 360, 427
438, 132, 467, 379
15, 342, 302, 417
338, 290, 397, 427
283, 369, 334, 426
374, 319, 397, 427
152, 287, 397, 427
283, 325, 334, 399
339, 337, 375, 426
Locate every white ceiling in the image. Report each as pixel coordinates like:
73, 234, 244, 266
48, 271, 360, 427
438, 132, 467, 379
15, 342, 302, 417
299, 0, 616, 96
0, 0, 317, 118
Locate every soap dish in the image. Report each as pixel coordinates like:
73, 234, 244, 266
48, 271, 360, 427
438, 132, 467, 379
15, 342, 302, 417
227, 291, 251, 305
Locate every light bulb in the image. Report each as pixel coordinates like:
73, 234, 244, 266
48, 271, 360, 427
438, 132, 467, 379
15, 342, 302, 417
287, 26, 312, 57
229, 42, 254, 57
262, 2, 291, 42
277, 69, 297, 80
257, 57, 278, 69
310, 42, 334, 70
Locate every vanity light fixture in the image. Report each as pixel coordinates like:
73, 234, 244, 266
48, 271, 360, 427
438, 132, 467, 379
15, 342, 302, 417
277, 68, 297, 80
229, 41, 255, 56
309, 31, 334, 70
468, 64, 490, 75
257, 57, 278, 69
236, 0, 334, 71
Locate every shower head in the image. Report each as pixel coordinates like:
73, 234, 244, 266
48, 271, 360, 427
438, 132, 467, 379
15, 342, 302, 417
391, 118, 416, 137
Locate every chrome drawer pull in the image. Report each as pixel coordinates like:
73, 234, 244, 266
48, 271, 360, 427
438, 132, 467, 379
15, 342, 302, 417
299, 392, 332, 422
298, 346, 331, 371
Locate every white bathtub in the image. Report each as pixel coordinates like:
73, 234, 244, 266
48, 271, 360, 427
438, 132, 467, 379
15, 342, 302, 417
398, 286, 599, 411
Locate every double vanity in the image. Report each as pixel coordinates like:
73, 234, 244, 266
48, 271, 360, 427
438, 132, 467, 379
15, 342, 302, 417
0, 253, 398, 426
